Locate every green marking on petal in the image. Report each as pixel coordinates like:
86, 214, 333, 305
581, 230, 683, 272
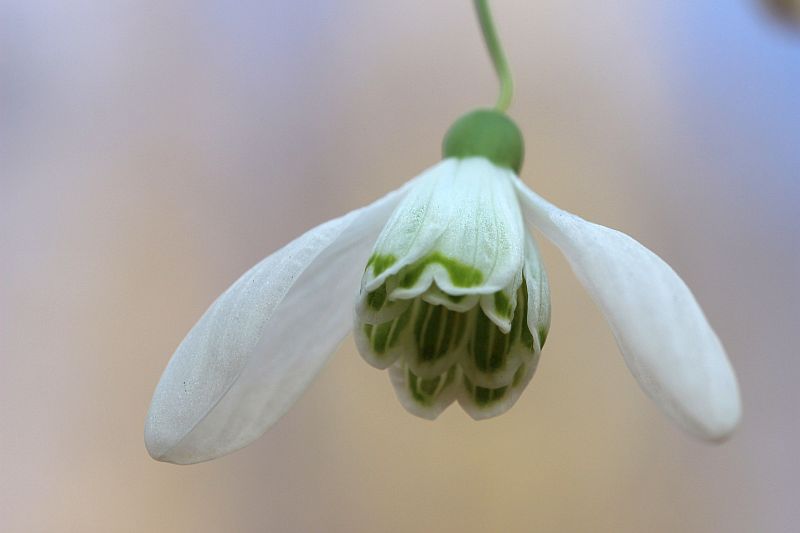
470, 309, 514, 373
493, 291, 511, 318
412, 300, 466, 365
475, 385, 492, 405
472, 311, 492, 371
406, 365, 457, 406
490, 324, 510, 370
509, 291, 523, 342
388, 305, 412, 348
362, 305, 412, 359
538, 326, 549, 348
399, 251, 484, 289
419, 375, 441, 396
464, 282, 539, 384
367, 253, 397, 276
408, 370, 422, 403
366, 284, 387, 311
516, 280, 536, 350
413, 302, 429, 358
371, 322, 392, 354
521, 318, 535, 351
360, 306, 411, 361
464, 374, 509, 407
419, 304, 444, 362
455, 310, 467, 343
439, 309, 460, 357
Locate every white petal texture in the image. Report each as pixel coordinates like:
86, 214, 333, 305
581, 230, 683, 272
145, 182, 413, 464
514, 179, 741, 441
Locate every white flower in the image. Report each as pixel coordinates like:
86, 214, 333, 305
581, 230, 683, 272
352, 156, 550, 422
145, 110, 740, 465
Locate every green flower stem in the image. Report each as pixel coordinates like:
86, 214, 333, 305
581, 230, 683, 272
473, 0, 513, 112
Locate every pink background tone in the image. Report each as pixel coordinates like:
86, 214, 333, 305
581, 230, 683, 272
2, 2, 798, 531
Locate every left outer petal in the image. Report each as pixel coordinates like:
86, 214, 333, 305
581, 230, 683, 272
145, 182, 412, 464
514, 179, 741, 441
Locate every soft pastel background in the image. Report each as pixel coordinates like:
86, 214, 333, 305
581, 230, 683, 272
2, 1, 798, 532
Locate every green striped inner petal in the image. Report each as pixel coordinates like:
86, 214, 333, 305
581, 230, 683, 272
537, 326, 548, 349
462, 362, 532, 409
470, 310, 513, 372
493, 291, 512, 319
406, 365, 458, 407
413, 300, 467, 365
364, 283, 409, 317
366, 284, 388, 311
463, 374, 509, 407
362, 304, 413, 359
462, 282, 536, 386
356, 268, 547, 420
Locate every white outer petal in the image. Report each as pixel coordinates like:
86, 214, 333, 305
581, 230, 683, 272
145, 182, 413, 464
514, 179, 741, 441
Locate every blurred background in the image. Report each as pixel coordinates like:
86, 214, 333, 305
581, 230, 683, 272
1, 1, 798, 532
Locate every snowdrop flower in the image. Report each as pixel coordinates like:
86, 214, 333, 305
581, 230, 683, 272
144, 108, 740, 464
145, 1, 740, 465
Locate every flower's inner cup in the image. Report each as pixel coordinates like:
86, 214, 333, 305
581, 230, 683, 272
355, 258, 546, 421
352, 158, 550, 420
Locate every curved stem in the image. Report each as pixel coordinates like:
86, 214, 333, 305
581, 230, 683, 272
473, 0, 513, 112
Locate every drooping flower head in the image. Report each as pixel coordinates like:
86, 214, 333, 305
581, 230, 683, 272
354, 111, 550, 420
144, 2, 740, 465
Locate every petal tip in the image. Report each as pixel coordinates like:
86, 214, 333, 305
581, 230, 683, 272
696, 394, 742, 444
144, 404, 208, 465
143, 426, 175, 464
144, 414, 187, 464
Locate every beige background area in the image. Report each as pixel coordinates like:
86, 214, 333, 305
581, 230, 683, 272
2, 1, 798, 532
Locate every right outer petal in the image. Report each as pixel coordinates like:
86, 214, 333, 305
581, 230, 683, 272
514, 179, 741, 442
145, 181, 413, 464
